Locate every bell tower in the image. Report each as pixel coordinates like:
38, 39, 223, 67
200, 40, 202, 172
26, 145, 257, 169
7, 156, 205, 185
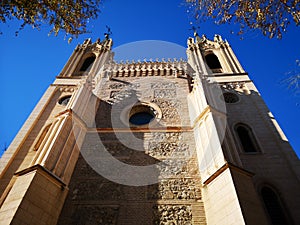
0, 33, 299, 225
0, 37, 113, 225
187, 33, 300, 225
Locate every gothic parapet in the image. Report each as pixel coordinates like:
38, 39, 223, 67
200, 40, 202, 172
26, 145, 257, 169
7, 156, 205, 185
104, 58, 190, 78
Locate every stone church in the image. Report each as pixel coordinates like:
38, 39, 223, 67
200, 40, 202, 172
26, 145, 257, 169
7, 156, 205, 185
0, 33, 299, 225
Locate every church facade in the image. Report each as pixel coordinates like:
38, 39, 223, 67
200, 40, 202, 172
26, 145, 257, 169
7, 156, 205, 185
0, 34, 299, 225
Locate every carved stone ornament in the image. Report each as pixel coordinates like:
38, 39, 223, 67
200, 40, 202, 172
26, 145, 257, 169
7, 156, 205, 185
151, 132, 182, 142
59, 86, 76, 93
109, 83, 140, 90
157, 159, 188, 177
154, 89, 176, 99
153, 205, 192, 225
221, 82, 245, 90
151, 99, 181, 123
151, 82, 176, 89
148, 142, 190, 158
108, 88, 141, 104
148, 178, 201, 200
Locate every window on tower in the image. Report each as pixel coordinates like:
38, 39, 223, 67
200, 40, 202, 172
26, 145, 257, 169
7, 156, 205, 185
261, 186, 290, 225
33, 123, 52, 151
58, 95, 72, 106
235, 123, 259, 153
205, 53, 222, 73
79, 55, 96, 72
129, 104, 156, 126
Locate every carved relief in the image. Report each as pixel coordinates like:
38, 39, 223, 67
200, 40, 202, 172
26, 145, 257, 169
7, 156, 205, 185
148, 142, 190, 158
110, 91, 119, 98
147, 133, 190, 158
59, 86, 76, 93
71, 206, 119, 225
154, 89, 176, 99
151, 132, 182, 142
108, 89, 140, 104
151, 82, 176, 89
151, 99, 181, 123
148, 179, 201, 200
221, 82, 245, 90
152, 82, 176, 99
109, 83, 140, 89
153, 205, 192, 225
157, 159, 188, 177
109, 83, 125, 89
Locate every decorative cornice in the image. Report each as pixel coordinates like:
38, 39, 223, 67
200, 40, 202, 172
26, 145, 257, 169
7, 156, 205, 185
220, 81, 247, 90
103, 60, 189, 78
14, 164, 66, 189
55, 109, 88, 131
203, 162, 254, 185
92, 127, 193, 133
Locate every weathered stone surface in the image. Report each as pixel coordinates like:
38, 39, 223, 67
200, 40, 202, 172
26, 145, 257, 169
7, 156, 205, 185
148, 179, 201, 200
153, 205, 192, 225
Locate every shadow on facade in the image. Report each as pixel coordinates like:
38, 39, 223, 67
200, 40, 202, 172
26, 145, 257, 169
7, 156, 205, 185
57, 91, 162, 225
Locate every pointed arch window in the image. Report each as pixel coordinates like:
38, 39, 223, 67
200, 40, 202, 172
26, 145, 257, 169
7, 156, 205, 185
235, 123, 259, 153
79, 55, 96, 72
261, 186, 290, 225
33, 124, 52, 151
205, 53, 222, 73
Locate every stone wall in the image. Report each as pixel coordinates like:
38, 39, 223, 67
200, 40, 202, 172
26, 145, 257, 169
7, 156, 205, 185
57, 74, 207, 224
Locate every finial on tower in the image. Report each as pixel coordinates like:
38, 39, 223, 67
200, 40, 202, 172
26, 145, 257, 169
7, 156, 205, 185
191, 26, 199, 36
190, 25, 201, 43
104, 25, 112, 40
191, 26, 201, 42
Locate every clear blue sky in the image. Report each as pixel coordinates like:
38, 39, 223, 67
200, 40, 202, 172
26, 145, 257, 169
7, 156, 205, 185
0, 0, 299, 157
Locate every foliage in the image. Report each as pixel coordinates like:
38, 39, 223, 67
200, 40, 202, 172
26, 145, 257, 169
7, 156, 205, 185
0, 0, 102, 41
186, 0, 300, 39
282, 60, 300, 95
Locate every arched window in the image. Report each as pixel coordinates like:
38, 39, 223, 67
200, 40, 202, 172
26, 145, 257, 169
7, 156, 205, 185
205, 53, 222, 72
235, 123, 259, 153
33, 124, 52, 151
261, 186, 290, 225
79, 55, 96, 72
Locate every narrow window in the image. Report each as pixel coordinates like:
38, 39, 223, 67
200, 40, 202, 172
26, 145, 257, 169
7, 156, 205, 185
58, 95, 71, 106
205, 53, 222, 72
33, 124, 52, 151
261, 187, 289, 225
235, 124, 259, 153
80, 55, 96, 72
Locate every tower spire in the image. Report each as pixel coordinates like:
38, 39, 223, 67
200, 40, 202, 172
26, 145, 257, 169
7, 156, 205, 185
190, 25, 201, 43
104, 25, 112, 40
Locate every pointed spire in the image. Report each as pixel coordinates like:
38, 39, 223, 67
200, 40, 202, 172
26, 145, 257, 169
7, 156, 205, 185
190, 25, 201, 43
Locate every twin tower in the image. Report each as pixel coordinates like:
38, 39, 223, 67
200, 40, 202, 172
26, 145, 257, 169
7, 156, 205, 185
0, 34, 299, 225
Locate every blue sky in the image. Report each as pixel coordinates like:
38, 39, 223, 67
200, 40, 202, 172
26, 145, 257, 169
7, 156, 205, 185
0, 0, 299, 157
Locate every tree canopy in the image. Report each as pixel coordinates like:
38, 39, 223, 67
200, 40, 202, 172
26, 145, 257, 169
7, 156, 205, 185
0, 0, 102, 41
186, 0, 300, 39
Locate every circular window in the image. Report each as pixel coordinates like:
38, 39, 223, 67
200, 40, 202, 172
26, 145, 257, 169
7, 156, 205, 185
222, 92, 239, 103
58, 95, 71, 106
129, 105, 156, 126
